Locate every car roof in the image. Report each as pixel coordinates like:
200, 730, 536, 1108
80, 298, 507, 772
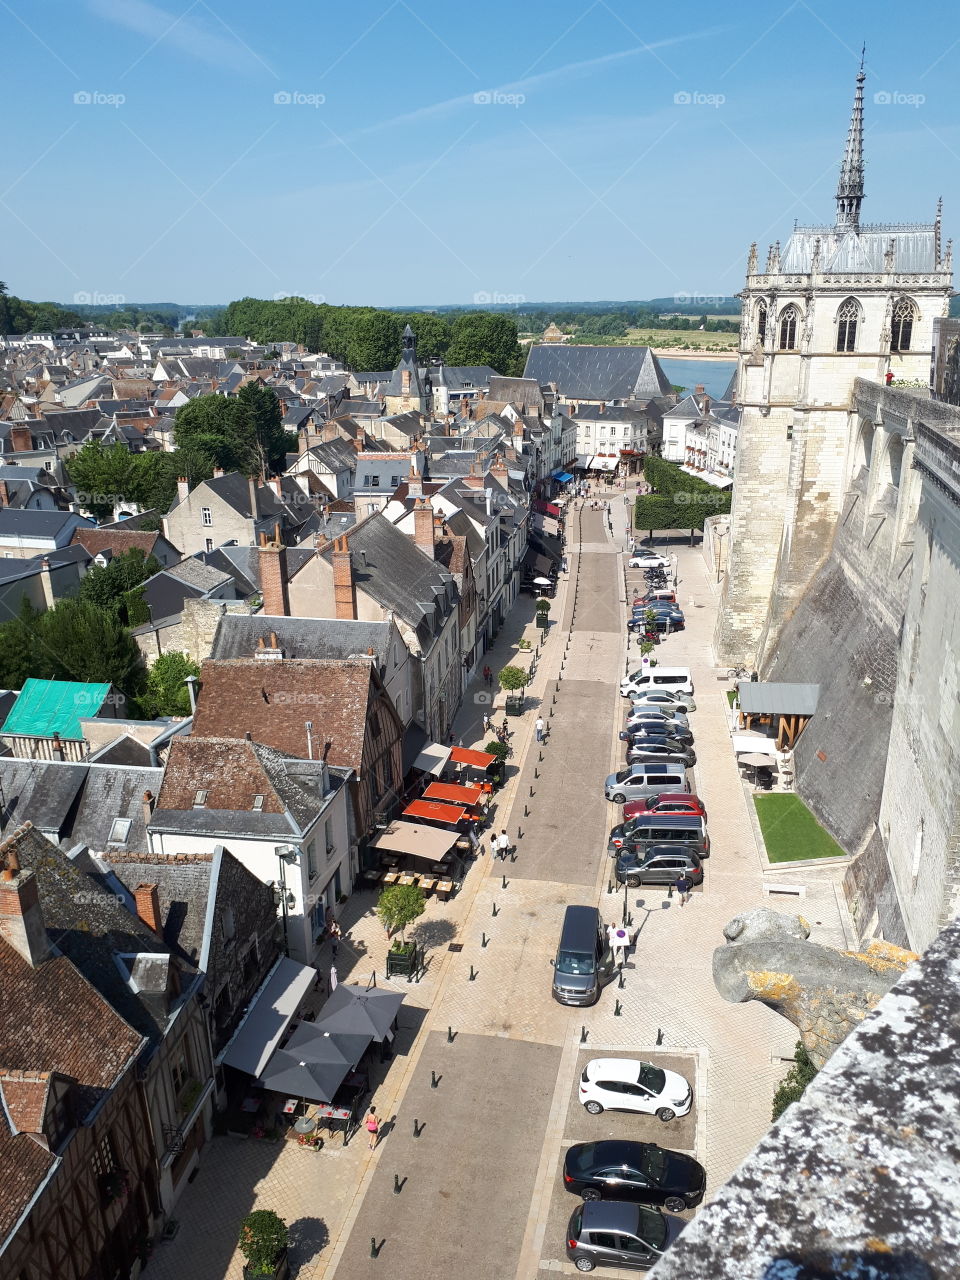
639, 843, 701, 861
628, 813, 702, 827
580, 1201, 640, 1232
587, 1057, 648, 1083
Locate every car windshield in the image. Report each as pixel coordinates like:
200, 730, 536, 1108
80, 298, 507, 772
568, 1143, 598, 1172
635, 1207, 667, 1251
636, 1064, 666, 1094
639, 1146, 667, 1184
556, 949, 594, 976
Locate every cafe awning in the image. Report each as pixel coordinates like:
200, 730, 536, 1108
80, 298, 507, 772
423, 781, 483, 807
403, 798, 467, 825
370, 821, 461, 860
218, 956, 315, 1078
737, 682, 820, 717
589, 455, 619, 472
450, 746, 496, 768
411, 741, 452, 775
533, 499, 561, 518
552, 470, 574, 482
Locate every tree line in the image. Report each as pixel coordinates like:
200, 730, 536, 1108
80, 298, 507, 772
0, 282, 84, 336
221, 297, 526, 375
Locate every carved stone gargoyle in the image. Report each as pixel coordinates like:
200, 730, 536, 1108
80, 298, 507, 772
713, 908, 917, 1068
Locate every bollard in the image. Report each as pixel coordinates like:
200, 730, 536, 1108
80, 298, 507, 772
469, 965, 478, 981
447, 1026, 455, 1043
552, 695, 556, 707
501, 874, 508, 890
482, 932, 489, 948
534, 767, 539, 779
614, 999, 622, 1017
413, 1119, 425, 1137
580, 1025, 588, 1044
529, 784, 534, 797
431, 1071, 440, 1089
517, 826, 523, 839
394, 1174, 402, 1195
524, 804, 529, 817
618, 969, 625, 989
371, 1238, 383, 1258
492, 901, 499, 917
539, 751, 543, 762
549, 706, 554, 717
656, 1028, 664, 1046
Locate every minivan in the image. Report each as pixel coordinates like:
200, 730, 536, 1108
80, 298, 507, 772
605, 766, 689, 804
621, 667, 694, 697
615, 813, 710, 858
551, 905, 617, 1006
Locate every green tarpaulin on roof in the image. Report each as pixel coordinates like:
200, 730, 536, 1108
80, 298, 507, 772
1, 678, 112, 740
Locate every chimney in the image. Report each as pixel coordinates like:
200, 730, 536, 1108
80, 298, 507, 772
212, 467, 225, 478
133, 883, 162, 934
38, 557, 54, 611
248, 474, 260, 522
0, 839, 49, 968
142, 790, 155, 830
413, 496, 435, 559
9, 425, 32, 453
177, 475, 189, 503
259, 539, 290, 617
401, 369, 411, 395
353, 436, 364, 453
332, 535, 357, 619
0, 479, 8, 506
408, 472, 423, 498
270, 477, 283, 497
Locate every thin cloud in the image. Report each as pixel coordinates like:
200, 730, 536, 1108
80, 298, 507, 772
87, 0, 267, 72
340, 29, 724, 143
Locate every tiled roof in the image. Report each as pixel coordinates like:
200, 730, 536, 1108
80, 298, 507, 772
193, 659, 374, 770
72, 528, 161, 557
0, 1070, 52, 1134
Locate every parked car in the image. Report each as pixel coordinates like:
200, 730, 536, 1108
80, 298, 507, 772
614, 844, 704, 888
625, 741, 695, 767
624, 707, 690, 731
634, 590, 677, 605
621, 667, 694, 697
629, 553, 670, 569
630, 690, 697, 713
563, 1140, 706, 1211
579, 1058, 693, 1120
623, 793, 707, 821
605, 766, 690, 804
566, 1201, 683, 1273
617, 813, 709, 856
620, 722, 693, 745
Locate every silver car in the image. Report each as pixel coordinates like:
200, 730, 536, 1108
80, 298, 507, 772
566, 1201, 682, 1272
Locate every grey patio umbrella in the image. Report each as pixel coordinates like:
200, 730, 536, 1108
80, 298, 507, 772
257, 1048, 350, 1103
316, 984, 404, 1042
285, 1022, 372, 1069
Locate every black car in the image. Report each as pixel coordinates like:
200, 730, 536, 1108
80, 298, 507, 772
563, 1140, 706, 1212
620, 723, 693, 745
614, 844, 704, 887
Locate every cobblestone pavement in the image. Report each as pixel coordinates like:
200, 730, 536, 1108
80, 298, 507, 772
150, 487, 849, 1280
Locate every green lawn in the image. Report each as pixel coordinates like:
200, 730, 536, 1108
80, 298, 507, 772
753, 794, 847, 863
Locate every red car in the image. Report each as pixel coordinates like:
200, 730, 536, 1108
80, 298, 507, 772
622, 792, 707, 821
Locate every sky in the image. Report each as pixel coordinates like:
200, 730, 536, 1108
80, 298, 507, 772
1, 0, 957, 308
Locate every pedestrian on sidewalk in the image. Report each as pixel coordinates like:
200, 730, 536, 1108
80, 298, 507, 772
483, 711, 492, 733
496, 830, 510, 859
674, 872, 693, 906
365, 1107, 380, 1150
535, 715, 545, 742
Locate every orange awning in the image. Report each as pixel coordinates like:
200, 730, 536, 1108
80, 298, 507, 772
423, 781, 483, 807
403, 799, 467, 826
450, 746, 496, 768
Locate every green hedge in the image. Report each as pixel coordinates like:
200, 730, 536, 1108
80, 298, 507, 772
634, 457, 731, 532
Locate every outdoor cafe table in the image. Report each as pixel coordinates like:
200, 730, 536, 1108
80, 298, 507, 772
397, 873, 416, 886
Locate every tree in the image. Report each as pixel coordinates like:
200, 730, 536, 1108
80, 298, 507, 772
446, 312, 525, 375
77, 548, 160, 625
173, 394, 255, 474
238, 1210, 288, 1277
0, 599, 51, 688
497, 664, 527, 692
236, 381, 287, 475
376, 883, 425, 941
36, 599, 143, 692
66, 442, 139, 522
134, 652, 200, 718
772, 1041, 818, 1120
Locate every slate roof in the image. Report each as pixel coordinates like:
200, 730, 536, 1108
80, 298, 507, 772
99, 853, 215, 966
299, 437, 359, 472
1, 679, 112, 741
211, 615, 392, 664
523, 344, 673, 400
193, 659, 374, 771
354, 456, 411, 491
780, 223, 939, 274
0, 759, 163, 850
0, 509, 93, 539
487, 376, 544, 406
432, 365, 498, 390
166, 557, 233, 592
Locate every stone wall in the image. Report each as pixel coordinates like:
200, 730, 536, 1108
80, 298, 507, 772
134, 597, 254, 664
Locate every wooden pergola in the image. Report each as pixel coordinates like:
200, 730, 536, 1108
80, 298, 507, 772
736, 682, 820, 750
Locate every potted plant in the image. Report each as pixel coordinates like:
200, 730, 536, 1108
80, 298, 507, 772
378, 884, 426, 976
517, 637, 532, 650
535, 596, 551, 630
484, 740, 508, 789
498, 664, 527, 715
238, 1210, 290, 1280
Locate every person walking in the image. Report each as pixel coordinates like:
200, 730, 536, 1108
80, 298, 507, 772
365, 1106, 380, 1150
535, 715, 545, 743
496, 830, 510, 860
482, 711, 492, 734
674, 872, 693, 906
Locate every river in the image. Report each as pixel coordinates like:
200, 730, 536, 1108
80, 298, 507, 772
658, 357, 736, 400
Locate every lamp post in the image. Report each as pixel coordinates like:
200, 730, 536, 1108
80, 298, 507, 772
275, 845, 300, 956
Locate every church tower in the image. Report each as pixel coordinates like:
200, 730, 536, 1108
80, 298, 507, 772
716, 66, 953, 665
384, 323, 428, 416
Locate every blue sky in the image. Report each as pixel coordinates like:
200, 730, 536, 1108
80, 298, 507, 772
1, 0, 957, 307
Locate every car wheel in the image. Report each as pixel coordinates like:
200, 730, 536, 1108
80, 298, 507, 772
664, 1196, 685, 1213
582, 1187, 602, 1202
584, 1100, 603, 1115
575, 1257, 596, 1272
656, 1107, 676, 1123
612, 793, 626, 804
626, 874, 641, 888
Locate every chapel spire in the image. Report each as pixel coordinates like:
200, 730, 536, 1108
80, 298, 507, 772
835, 56, 866, 232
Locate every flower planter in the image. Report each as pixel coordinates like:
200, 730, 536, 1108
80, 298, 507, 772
504, 694, 524, 716
243, 1249, 289, 1280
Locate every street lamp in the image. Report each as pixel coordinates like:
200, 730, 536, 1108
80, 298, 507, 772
274, 845, 300, 956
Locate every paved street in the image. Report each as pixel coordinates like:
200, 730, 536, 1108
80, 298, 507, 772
147, 488, 852, 1280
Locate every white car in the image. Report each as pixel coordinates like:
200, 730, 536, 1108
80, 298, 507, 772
579, 1058, 693, 1122
629, 553, 671, 569
625, 707, 690, 732
630, 690, 697, 714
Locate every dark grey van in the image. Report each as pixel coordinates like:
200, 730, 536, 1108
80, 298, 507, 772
551, 905, 617, 1006
618, 813, 709, 858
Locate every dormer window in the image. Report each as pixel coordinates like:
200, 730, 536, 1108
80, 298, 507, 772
193, 789, 208, 807
370, 475, 380, 487
252, 794, 264, 810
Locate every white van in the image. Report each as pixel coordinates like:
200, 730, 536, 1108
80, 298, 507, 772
620, 666, 694, 698
604, 764, 690, 804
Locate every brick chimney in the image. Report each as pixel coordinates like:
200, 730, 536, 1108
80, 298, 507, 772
0, 839, 49, 968
407, 472, 423, 498
212, 467, 225, 478
133, 883, 162, 934
0, 479, 8, 507
401, 369, 411, 395
413, 496, 435, 559
142, 789, 155, 831
177, 475, 189, 503
258, 533, 290, 616
9, 425, 32, 453
332, 535, 357, 620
